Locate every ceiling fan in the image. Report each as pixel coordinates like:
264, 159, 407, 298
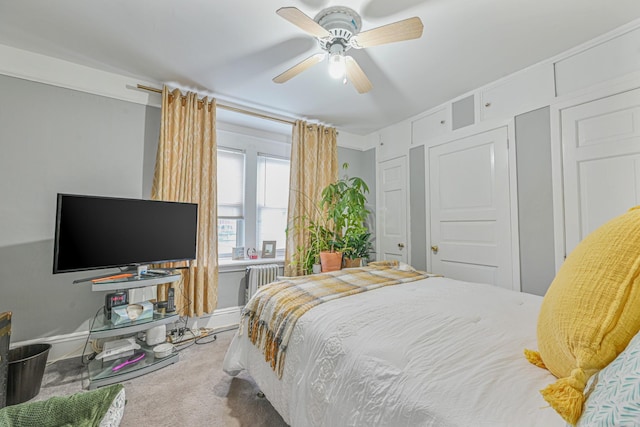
273, 6, 424, 94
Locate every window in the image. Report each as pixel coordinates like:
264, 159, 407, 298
215, 129, 291, 260
217, 149, 245, 257
257, 155, 290, 254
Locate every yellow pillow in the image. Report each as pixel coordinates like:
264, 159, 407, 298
526, 206, 640, 425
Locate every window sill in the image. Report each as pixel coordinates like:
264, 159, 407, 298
218, 257, 284, 273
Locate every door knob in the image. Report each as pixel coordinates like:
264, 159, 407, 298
398, 243, 405, 249
431, 245, 439, 254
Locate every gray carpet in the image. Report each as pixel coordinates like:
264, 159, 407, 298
35, 329, 289, 426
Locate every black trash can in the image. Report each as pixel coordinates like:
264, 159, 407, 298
6, 343, 51, 406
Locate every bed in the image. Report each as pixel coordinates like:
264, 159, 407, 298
223, 262, 565, 426
224, 207, 640, 426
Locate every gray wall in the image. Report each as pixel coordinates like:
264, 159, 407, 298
219, 270, 247, 307
515, 107, 556, 296
0, 75, 379, 344
0, 75, 160, 342
337, 146, 376, 210
142, 105, 162, 197
0, 75, 280, 343
362, 148, 376, 259
409, 145, 427, 271
338, 146, 377, 259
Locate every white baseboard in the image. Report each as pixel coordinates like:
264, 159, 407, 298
195, 306, 243, 332
13, 331, 91, 364
11, 306, 243, 363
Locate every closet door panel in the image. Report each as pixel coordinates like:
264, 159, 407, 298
562, 88, 640, 255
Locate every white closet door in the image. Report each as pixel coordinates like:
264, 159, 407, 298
562, 88, 640, 255
429, 127, 513, 289
378, 156, 408, 263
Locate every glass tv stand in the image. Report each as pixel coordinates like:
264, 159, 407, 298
86, 272, 180, 389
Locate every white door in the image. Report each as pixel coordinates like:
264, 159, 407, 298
562, 88, 640, 255
378, 156, 408, 262
429, 127, 514, 289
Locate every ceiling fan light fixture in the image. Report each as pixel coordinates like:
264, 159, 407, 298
328, 51, 346, 79
274, 6, 424, 93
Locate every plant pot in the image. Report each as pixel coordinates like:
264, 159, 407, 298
343, 257, 362, 268
320, 251, 342, 272
312, 264, 322, 274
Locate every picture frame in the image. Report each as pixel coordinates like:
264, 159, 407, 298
232, 246, 245, 260
261, 241, 276, 258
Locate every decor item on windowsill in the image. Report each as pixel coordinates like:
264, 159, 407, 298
319, 163, 372, 271
232, 247, 245, 260
261, 241, 277, 258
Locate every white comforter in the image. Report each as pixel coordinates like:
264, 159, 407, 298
223, 276, 565, 427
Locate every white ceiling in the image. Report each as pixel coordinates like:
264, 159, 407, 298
1, 0, 640, 135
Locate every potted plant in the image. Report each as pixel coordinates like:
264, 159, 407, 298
319, 163, 372, 271
341, 229, 373, 268
286, 190, 333, 275
299, 218, 331, 274
286, 164, 373, 274
305, 216, 342, 273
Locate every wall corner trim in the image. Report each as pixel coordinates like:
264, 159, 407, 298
0, 43, 160, 107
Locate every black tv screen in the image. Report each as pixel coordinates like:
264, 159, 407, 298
53, 194, 198, 274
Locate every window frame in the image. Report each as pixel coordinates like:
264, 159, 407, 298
217, 147, 246, 259
256, 153, 290, 257
216, 127, 291, 261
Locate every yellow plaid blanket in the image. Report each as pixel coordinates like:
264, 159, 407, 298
242, 261, 430, 378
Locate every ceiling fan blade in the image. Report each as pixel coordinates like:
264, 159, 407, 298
273, 53, 325, 84
276, 7, 331, 39
345, 56, 373, 94
351, 16, 424, 48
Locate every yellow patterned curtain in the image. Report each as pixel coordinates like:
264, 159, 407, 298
284, 120, 338, 276
152, 86, 218, 316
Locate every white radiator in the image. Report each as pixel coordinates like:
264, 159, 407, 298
246, 264, 279, 302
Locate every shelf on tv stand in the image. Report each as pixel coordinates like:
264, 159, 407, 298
87, 344, 178, 390
90, 311, 179, 340
90, 272, 181, 292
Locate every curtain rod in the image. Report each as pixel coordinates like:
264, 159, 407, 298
137, 84, 295, 126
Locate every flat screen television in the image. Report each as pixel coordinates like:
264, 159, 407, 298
53, 194, 198, 274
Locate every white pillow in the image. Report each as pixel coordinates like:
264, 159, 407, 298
576, 330, 640, 426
